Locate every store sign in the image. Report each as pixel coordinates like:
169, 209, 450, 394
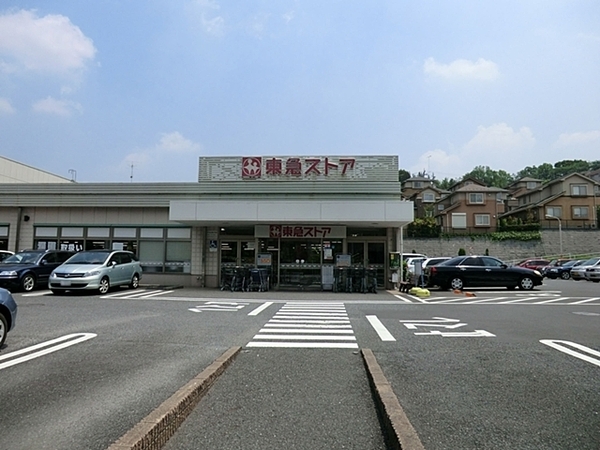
255, 225, 346, 239
242, 157, 356, 179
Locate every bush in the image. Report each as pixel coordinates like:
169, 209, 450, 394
458, 248, 466, 255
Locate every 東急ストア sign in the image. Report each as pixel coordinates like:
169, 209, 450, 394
241, 157, 356, 179
254, 225, 346, 239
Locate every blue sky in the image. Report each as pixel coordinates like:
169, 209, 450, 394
1, 1, 599, 182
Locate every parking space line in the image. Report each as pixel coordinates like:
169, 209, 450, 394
366, 315, 396, 341
571, 297, 600, 304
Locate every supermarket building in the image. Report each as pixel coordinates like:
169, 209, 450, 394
0, 155, 413, 290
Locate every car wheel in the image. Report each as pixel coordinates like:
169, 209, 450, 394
21, 274, 36, 292
519, 277, 534, 290
560, 272, 570, 280
0, 313, 7, 347
449, 277, 464, 290
129, 274, 140, 289
98, 277, 110, 294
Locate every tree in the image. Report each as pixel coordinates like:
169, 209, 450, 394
463, 166, 515, 188
398, 169, 411, 182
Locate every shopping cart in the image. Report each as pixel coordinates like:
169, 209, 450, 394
247, 268, 269, 292
366, 267, 378, 293
220, 266, 235, 291
230, 266, 249, 292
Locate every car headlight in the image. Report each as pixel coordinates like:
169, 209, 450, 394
84, 270, 101, 277
534, 270, 542, 276
0, 270, 17, 276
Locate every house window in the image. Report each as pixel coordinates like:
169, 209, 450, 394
413, 181, 422, 188
526, 181, 537, 189
468, 193, 484, 204
546, 206, 562, 218
571, 184, 587, 196
572, 206, 589, 219
475, 214, 490, 226
422, 193, 435, 203
437, 204, 445, 211
451, 213, 467, 229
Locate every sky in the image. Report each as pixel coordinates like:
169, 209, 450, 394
0, 1, 599, 183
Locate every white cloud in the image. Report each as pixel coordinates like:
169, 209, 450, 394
0, 10, 96, 75
156, 131, 201, 153
423, 57, 499, 81
0, 98, 15, 114
119, 132, 202, 179
32, 97, 82, 116
202, 14, 225, 36
463, 123, 535, 154
410, 123, 536, 178
282, 11, 295, 24
554, 130, 600, 148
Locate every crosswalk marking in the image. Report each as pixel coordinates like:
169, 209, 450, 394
247, 301, 358, 349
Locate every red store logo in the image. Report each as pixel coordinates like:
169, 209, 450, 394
242, 157, 262, 178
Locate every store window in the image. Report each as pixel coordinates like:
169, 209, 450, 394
32, 226, 191, 274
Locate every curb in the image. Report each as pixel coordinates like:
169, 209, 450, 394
361, 348, 425, 450
107, 346, 241, 450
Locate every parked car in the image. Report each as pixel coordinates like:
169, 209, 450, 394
0, 250, 14, 262
0, 249, 75, 292
542, 259, 583, 280
584, 263, 600, 283
420, 257, 452, 285
570, 257, 600, 281
516, 258, 551, 271
49, 249, 142, 294
0, 287, 17, 347
426, 255, 543, 291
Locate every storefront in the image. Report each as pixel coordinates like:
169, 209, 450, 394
0, 155, 413, 290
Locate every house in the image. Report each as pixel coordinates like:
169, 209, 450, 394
499, 172, 599, 229
405, 185, 449, 219
433, 177, 508, 232
400, 176, 436, 199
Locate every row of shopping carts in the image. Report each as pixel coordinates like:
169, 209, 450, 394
333, 266, 378, 293
220, 266, 270, 292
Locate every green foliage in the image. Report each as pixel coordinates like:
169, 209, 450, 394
489, 231, 541, 241
434, 177, 457, 190
462, 165, 515, 188
406, 217, 441, 238
516, 159, 600, 182
398, 169, 411, 182
458, 248, 466, 255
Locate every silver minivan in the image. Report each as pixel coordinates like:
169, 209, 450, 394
49, 249, 142, 294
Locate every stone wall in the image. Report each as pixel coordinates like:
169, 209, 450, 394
402, 229, 600, 263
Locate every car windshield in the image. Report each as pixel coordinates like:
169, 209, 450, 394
580, 257, 600, 266
3, 252, 42, 264
65, 251, 111, 264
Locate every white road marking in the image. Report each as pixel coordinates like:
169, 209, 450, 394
571, 297, 600, 304
246, 342, 358, 348
248, 302, 273, 316
540, 340, 600, 367
0, 333, 97, 370
247, 302, 357, 349
22, 291, 50, 297
414, 329, 496, 337
392, 294, 414, 303
366, 315, 396, 341
536, 297, 569, 304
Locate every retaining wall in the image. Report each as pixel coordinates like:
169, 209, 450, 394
402, 230, 600, 263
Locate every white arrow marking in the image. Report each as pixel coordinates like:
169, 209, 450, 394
403, 322, 467, 330
0, 333, 97, 370
399, 317, 460, 323
540, 340, 600, 367
414, 329, 496, 337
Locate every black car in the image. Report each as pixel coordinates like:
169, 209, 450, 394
0, 249, 75, 292
542, 259, 584, 280
426, 255, 543, 291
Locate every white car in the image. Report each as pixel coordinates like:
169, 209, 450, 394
49, 249, 142, 294
570, 257, 600, 281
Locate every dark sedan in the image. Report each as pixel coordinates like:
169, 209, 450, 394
426, 255, 543, 291
0, 249, 75, 292
0, 287, 17, 347
542, 259, 584, 280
